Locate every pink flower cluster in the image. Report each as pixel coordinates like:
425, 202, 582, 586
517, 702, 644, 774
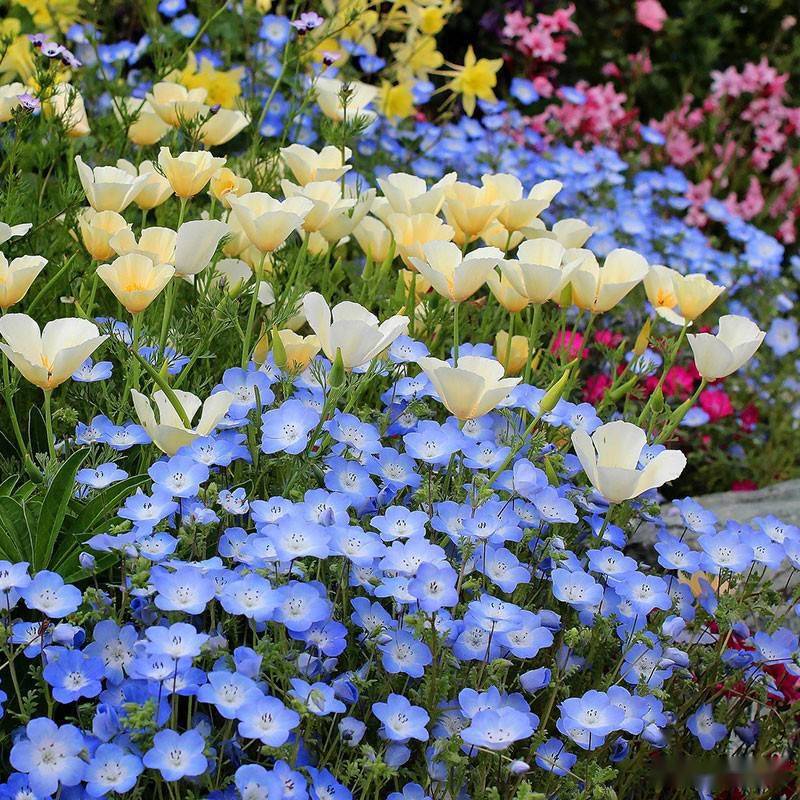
653, 59, 800, 241
502, 5, 580, 68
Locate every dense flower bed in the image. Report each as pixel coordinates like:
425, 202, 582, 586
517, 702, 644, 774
0, 2, 798, 799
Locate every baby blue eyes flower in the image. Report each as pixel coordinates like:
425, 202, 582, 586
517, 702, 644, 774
170, 13, 201, 37
259, 14, 293, 47
403, 420, 465, 466
273, 581, 330, 632
372, 694, 429, 743
510, 77, 539, 105
72, 358, 113, 382
533, 486, 579, 524
686, 703, 727, 750
558, 690, 626, 749
85, 743, 143, 796
43, 647, 104, 703
672, 497, 717, 535
158, 0, 186, 16
698, 532, 753, 574
327, 411, 381, 455
117, 488, 179, 530
196, 671, 261, 719
143, 729, 207, 781
379, 630, 432, 677
290, 678, 346, 716
261, 399, 320, 455
461, 707, 536, 751
20, 571, 82, 618
151, 566, 216, 615
764, 316, 798, 357
551, 568, 603, 608
144, 622, 208, 659
535, 737, 577, 775
76, 461, 128, 489
408, 563, 458, 612
10, 718, 86, 796
149, 455, 210, 498
218, 367, 275, 419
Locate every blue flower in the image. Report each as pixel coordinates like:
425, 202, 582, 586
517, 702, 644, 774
379, 630, 432, 677
117, 488, 179, 530
143, 729, 207, 780
698, 532, 753, 574
259, 14, 293, 47
158, 0, 186, 16
76, 461, 128, 488
261, 399, 320, 454
510, 77, 539, 105
408, 563, 458, 612
372, 694, 429, 742
149, 455, 210, 498
273, 581, 330, 632
170, 13, 201, 37
403, 420, 465, 465
10, 718, 86, 796
765, 317, 798, 357
461, 707, 535, 751
20, 571, 82, 617
72, 358, 113, 382
290, 678, 346, 716
558, 690, 625, 749
43, 647, 104, 703
535, 737, 576, 775
144, 622, 209, 658
197, 671, 262, 719
686, 703, 727, 750
151, 565, 216, 615
85, 743, 143, 795
672, 497, 717, 534
551, 568, 603, 608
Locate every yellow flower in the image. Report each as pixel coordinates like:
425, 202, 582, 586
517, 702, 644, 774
173, 53, 244, 109
379, 81, 415, 120
15, 0, 82, 31
443, 46, 503, 116
0, 20, 35, 82
407, 1, 453, 35
392, 35, 443, 80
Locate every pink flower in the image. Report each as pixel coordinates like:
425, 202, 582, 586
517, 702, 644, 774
635, 0, 667, 32
502, 10, 532, 39
699, 388, 734, 421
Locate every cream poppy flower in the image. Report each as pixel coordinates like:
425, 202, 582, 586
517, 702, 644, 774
78, 209, 130, 261
118, 98, 171, 146
499, 239, 578, 305
443, 180, 502, 244
486, 268, 529, 313
377, 172, 456, 216
571, 420, 687, 504
110, 227, 177, 265
386, 212, 455, 270
0, 221, 32, 246
353, 216, 392, 262
495, 332, 529, 376
209, 168, 252, 208
273, 329, 322, 371
116, 160, 174, 210
280, 144, 352, 185
75, 156, 146, 213
410, 240, 502, 302
279, 180, 357, 233
570, 248, 649, 313
672, 273, 725, 322
0, 253, 47, 309
0, 82, 26, 122
522, 218, 597, 249
146, 82, 208, 127
687, 315, 765, 381
318, 188, 375, 244
97, 254, 175, 314
48, 83, 90, 137
315, 77, 377, 123
173, 220, 229, 277
132, 388, 235, 455
198, 108, 250, 147
302, 291, 408, 370
482, 175, 562, 233
0, 314, 107, 390
157, 148, 226, 198
644, 264, 683, 325
229, 192, 313, 253
418, 355, 520, 419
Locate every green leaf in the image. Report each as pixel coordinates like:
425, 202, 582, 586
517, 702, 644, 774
0, 475, 18, 497
33, 449, 89, 571
68, 473, 149, 538
0, 496, 28, 562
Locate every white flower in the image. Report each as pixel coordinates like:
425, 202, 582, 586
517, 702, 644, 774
302, 292, 408, 370
571, 420, 686, 504
0, 314, 107, 390
687, 315, 765, 381
132, 389, 235, 455
419, 355, 520, 420
410, 241, 502, 302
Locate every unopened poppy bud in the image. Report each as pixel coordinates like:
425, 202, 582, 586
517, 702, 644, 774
544, 457, 559, 486
650, 386, 664, 413
329, 347, 345, 387
557, 283, 572, 307
271, 327, 287, 368
634, 318, 651, 356
608, 374, 639, 401
539, 365, 572, 413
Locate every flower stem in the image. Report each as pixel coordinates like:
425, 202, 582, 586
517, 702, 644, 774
43, 389, 56, 460
453, 301, 460, 364
241, 252, 267, 368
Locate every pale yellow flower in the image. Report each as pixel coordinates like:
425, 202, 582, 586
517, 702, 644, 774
386, 211, 454, 269
157, 148, 226, 198
441, 46, 503, 116
0, 252, 47, 309
78, 208, 130, 261
97, 254, 175, 314
146, 82, 208, 127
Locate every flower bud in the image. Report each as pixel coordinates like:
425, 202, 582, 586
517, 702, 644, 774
271, 327, 287, 368
634, 317, 651, 357
329, 347, 345, 387
539, 365, 573, 413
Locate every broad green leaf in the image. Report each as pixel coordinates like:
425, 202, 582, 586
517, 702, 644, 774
0, 496, 28, 562
34, 449, 89, 571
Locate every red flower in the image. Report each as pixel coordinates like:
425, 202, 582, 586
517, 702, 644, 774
583, 374, 612, 404
731, 480, 758, 492
739, 403, 759, 431
699, 387, 734, 421
550, 330, 587, 359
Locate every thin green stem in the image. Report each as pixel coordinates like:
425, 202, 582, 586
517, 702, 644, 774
43, 390, 56, 460
241, 252, 267, 368
453, 301, 460, 365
